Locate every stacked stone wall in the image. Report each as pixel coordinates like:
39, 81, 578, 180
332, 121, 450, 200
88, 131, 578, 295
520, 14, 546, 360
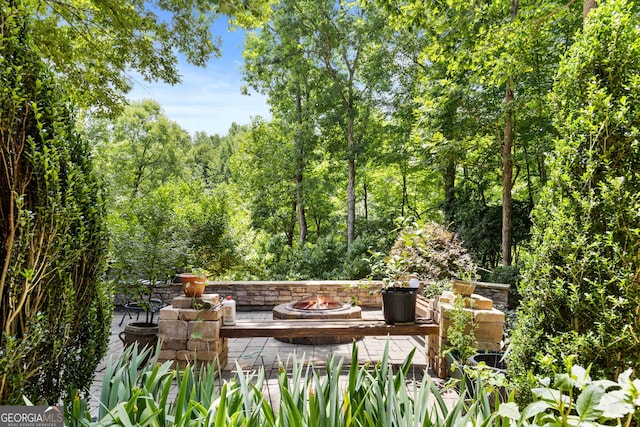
152, 280, 510, 311
155, 280, 382, 309
424, 292, 505, 378
157, 295, 227, 373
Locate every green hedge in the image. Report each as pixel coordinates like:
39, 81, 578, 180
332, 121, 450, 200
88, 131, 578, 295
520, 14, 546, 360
508, 0, 640, 400
0, 2, 111, 404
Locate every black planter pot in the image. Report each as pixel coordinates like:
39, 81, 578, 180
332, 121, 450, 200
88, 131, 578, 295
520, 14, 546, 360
381, 287, 417, 324
469, 352, 507, 373
447, 351, 508, 406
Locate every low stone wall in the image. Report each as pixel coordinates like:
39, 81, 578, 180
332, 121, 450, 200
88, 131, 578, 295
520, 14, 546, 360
155, 280, 383, 310
153, 280, 510, 311
473, 281, 510, 307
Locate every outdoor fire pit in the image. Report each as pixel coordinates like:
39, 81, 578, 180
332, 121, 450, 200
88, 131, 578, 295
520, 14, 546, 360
272, 295, 362, 345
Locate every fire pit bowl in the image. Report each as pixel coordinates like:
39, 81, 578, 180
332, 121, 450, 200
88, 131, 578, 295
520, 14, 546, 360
272, 295, 362, 345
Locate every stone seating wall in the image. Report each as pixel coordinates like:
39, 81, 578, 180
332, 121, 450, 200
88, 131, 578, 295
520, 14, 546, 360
153, 280, 510, 310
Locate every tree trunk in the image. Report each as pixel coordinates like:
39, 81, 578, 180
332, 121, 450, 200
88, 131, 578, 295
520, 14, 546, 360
401, 173, 407, 217
294, 89, 308, 244
502, 79, 514, 267
443, 159, 456, 224
286, 200, 296, 247
295, 171, 307, 244
347, 117, 356, 247
363, 181, 368, 221
501, 0, 519, 267
523, 144, 535, 211
583, 0, 597, 21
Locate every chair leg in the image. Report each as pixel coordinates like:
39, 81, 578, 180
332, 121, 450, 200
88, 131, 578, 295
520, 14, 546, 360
119, 309, 132, 326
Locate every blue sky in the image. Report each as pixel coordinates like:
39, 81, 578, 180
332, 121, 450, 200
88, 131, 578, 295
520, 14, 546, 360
127, 22, 271, 137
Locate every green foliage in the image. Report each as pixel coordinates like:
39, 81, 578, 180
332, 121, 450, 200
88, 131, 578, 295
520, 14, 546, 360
69, 341, 478, 426
89, 102, 241, 283
384, 0, 581, 266
0, 2, 111, 404
452, 188, 532, 269
187, 188, 238, 276
189, 130, 241, 188
231, 119, 299, 243
498, 359, 640, 426
89, 100, 190, 200
24, 0, 270, 114
379, 219, 478, 283
258, 232, 381, 280
487, 265, 522, 309
68, 341, 640, 426
509, 0, 640, 401
243, 0, 398, 246
109, 180, 238, 293
445, 296, 478, 365
108, 183, 191, 320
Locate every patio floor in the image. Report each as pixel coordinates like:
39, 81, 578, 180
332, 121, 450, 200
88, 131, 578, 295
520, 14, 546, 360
89, 308, 455, 416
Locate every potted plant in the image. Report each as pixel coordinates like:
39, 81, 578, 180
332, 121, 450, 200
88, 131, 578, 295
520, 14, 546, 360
369, 220, 481, 325
377, 255, 420, 325
179, 267, 208, 297
110, 189, 189, 357
117, 278, 164, 354
451, 273, 477, 296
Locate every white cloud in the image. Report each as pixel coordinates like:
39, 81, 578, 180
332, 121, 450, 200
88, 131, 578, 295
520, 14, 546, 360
128, 60, 271, 137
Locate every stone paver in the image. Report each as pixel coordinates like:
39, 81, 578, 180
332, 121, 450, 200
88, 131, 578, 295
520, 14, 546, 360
89, 308, 448, 417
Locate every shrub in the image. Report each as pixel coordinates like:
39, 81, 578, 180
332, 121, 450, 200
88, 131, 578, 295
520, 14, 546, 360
451, 187, 532, 270
384, 219, 478, 283
508, 0, 640, 401
0, 3, 110, 404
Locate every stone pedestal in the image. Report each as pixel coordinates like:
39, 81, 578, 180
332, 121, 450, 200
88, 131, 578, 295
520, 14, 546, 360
425, 291, 505, 378
157, 295, 228, 373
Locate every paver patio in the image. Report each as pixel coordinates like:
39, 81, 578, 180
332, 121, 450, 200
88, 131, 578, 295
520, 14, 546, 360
89, 308, 454, 417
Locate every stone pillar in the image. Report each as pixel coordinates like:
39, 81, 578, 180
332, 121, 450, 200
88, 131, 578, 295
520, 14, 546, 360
157, 295, 228, 374
425, 291, 505, 378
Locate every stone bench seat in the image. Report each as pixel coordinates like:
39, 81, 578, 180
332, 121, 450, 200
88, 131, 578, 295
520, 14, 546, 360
219, 318, 439, 339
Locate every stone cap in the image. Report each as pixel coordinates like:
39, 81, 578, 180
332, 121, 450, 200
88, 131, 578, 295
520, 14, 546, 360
172, 294, 220, 309
439, 291, 493, 310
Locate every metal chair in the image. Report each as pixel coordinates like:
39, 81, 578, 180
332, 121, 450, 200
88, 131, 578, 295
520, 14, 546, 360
119, 292, 166, 326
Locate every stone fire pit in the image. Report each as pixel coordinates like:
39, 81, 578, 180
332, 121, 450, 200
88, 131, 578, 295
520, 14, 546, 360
272, 295, 362, 345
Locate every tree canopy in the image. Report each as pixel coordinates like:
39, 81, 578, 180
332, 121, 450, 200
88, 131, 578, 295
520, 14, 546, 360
23, 0, 270, 114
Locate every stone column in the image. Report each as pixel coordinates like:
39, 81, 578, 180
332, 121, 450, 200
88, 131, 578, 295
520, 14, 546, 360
157, 295, 228, 374
426, 291, 505, 378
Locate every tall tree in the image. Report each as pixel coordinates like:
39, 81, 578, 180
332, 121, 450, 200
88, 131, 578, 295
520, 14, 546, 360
382, 0, 581, 266
501, 0, 518, 266
90, 100, 190, 200
231, 119, 299, 246
293, 0, 394, 247
244, 0, 395, 247
243, 2, 320, 244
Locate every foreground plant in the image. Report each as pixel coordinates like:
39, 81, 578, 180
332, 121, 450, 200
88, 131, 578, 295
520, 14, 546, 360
67, 343, 640, 426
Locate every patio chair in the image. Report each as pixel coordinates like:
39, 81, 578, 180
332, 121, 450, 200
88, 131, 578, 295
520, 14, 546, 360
119, 290, 167, 326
